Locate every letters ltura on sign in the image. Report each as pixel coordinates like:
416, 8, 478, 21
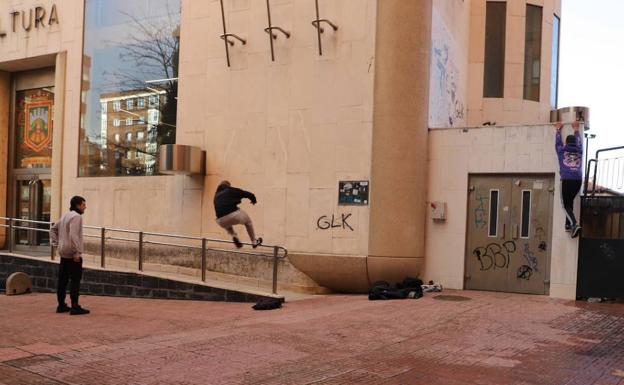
0, 4, 59, 38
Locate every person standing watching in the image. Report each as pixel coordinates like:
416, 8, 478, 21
51, 196, 90, 315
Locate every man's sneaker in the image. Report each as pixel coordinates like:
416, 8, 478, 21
571, 225, 582, 239
252, 237, 263, 249
565, 224, 572, 232
69, 306, 90, 315
232, 236, 243, 248
56, 304, 71, 313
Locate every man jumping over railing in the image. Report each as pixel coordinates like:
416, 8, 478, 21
555, 121, 583, 238
213, 181, 262, 248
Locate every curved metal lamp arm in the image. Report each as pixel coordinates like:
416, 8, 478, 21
264, 26, 291, 40
220, 33, 247, 46
311, 19, 338, 33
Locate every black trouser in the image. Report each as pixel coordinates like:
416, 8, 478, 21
57, 258, 83, 307
561, 179, 582, 228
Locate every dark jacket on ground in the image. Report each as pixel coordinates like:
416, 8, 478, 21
214, 185, 256, 219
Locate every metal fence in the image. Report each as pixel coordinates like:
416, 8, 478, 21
0, 216, 287, 294
584, 146, 624, 195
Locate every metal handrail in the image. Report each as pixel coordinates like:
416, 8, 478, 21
0, 216, 288, 294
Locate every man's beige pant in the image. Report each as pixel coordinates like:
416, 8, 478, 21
216, 210, 256, 242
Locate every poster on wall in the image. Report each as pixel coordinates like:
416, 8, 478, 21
15, 89, 54, 168
338, 181, 369, 205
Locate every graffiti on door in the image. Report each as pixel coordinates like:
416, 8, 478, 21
472, 241, 516, 271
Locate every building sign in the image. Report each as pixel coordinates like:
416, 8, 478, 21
338, 181, 369, 205
15, 88, 54, 168
0, 4, 59, 39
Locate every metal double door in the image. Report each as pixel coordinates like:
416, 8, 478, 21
465, 175, 554, 294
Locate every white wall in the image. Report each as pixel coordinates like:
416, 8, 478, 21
425, 123, 581, 299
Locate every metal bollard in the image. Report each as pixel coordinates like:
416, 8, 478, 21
272, 246, 279, 294
138, 231, 144, 271
100, 227, 106, 268
201, 238, 207, 282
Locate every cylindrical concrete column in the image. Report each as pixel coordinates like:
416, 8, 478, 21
368, 0, 432, 284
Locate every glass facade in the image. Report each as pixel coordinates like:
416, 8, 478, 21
523, 5, 543, 102
483, 1, 506, 98
550, 15, 561, 108
79, 0, 180, 177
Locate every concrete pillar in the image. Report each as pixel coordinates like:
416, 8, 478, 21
368, 0, 432, 283
51, 52, 66, 220
0, 71, 9, 248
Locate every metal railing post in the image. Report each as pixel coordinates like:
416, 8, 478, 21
201, 238, 207, 282
138, 231, 144, 271
8, 218, 13, 253
50, 245, 55, 261
272, 246, 279, 294
101, 227, 106, 268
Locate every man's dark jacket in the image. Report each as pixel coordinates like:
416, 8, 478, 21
214, 185, 256, 219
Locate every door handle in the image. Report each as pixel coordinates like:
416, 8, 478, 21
511, 224, 519, 239
500, 223, 506, 239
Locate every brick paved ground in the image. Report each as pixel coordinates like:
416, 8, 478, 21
1, 291, 624, 385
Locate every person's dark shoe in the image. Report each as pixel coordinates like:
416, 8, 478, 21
232, 236, 243, 248
571, 225, 582, 239
69, 306, 90, 315
565, 224, 572, 232
252, 237, 263, 249
56, 304, 71, 313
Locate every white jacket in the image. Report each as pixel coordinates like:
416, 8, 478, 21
50, 211, 84, 259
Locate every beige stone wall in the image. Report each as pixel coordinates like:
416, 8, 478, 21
467, 0, 562, 127
429, 0, 470, 128
180, 0, 377, 255
425, 124, 580, 299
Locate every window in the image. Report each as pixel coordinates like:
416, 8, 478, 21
137, 131, 145, 140
521, 190, 531, 238
79, 0, 180, 177
483, 2, 506, 98
488, 190, 499, 237
523, 5, 543, 101
550, 15, 561, 108
139, 116, 146, 124
114, 133, 120, 142
126, 132, 133, 141
148, 109, 160, 125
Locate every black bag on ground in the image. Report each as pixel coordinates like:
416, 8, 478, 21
252, 297, 282, 310
368, 277, 423, 300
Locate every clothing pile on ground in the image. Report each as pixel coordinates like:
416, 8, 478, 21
368, 278, 443, 300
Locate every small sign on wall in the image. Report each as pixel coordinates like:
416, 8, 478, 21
338, 181, 369, 205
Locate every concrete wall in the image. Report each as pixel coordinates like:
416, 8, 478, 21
428, 0, 470, 128
467, 0, 562, 127
424, 123, 580, 299
183, 0, 377, 257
